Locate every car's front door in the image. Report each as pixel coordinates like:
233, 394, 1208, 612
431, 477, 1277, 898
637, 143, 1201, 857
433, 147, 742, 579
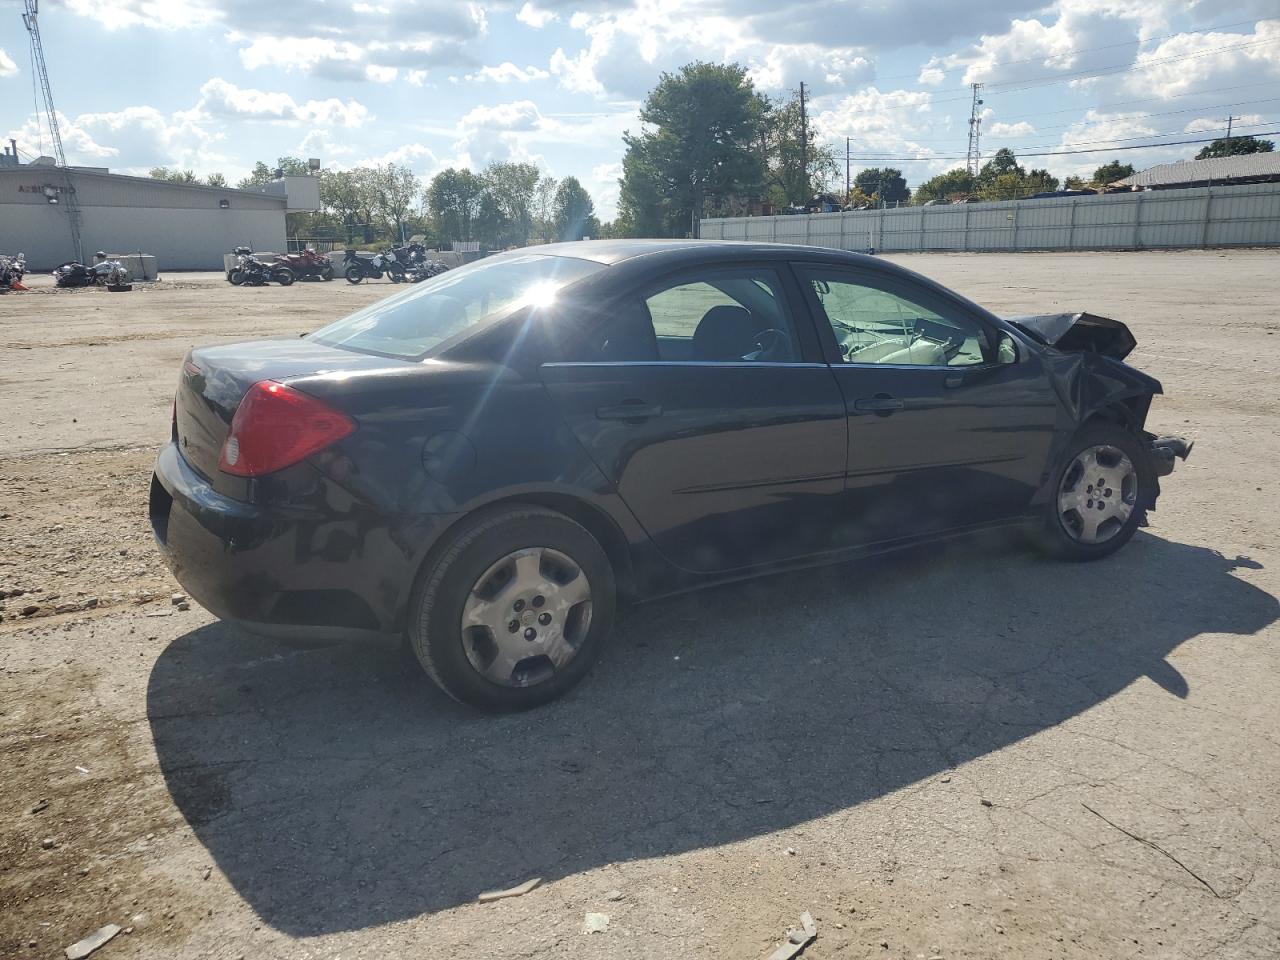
540, 264, 849, 573
796, 264, 1060, 546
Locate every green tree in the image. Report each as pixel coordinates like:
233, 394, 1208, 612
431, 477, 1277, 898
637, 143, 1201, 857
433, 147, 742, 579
149, 167, 198, 183
619, 61, 769, 237
236, 156, 311, 190
427, 168, 487, 245
1063, 175, 1087, 190
1091, 161, 1134, 184
369, 163, 421, 243
1194, 136, 1275, 160
1024, 168, 1059, 194
976, 148, 1024, 188
761, 91, 839, 207
531, 175, 559, 242
854, 167, 909, 205
481, 161, 543, 247
551, 176, 598, 241
319, 169, 369, 245
911, 168, 975, 204
205, 172, 227, 188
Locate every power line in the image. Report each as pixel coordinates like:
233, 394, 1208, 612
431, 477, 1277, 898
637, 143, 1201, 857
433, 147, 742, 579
880, 97, 1280, 147
865, 17, 1268, 87
818, 37, 1280, 120
840, 128, 1280, 162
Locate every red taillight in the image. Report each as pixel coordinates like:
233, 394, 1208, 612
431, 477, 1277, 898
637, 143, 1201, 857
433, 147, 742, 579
218, 380, 355, 477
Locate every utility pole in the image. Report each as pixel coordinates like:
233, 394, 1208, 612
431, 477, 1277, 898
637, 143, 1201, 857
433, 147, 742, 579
966, 83, 984, 177
22, 0, 84, 263
799, 81, 808, 205
1226, 115, 1239, 138
845, 136, 851, 206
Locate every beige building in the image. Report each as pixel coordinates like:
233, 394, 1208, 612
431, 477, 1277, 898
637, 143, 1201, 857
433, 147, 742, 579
0, 163, 321, 270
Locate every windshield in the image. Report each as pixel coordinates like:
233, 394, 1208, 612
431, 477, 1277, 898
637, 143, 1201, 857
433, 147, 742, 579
308, 254, 605, 360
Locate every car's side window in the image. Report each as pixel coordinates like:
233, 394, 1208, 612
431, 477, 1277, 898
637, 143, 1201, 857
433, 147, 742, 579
586, 267, 804, 363
803, 270, 990, 367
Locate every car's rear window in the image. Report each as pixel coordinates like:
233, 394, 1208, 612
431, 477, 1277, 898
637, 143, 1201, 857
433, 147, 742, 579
308, 254, 605, 360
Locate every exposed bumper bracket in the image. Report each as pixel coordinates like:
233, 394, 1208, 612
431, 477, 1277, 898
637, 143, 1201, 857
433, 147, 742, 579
1149, 436, 1193, 477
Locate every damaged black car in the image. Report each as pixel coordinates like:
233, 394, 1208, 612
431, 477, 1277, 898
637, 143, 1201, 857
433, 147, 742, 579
150, 240, 1191, 711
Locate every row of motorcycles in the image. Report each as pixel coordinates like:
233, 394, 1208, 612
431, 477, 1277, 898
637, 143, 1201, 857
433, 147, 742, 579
225, 242, 450, 287
341, 243, 450, 284
1, 252, 133, 292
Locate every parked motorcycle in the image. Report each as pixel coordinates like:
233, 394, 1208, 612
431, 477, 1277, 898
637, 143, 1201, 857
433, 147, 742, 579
273, 247, 334, 281
53, 255, 132, 290
387, 242, 450, 282
0, 252, 27, 292
227, 247, 295, 286
342, 249, 405, 284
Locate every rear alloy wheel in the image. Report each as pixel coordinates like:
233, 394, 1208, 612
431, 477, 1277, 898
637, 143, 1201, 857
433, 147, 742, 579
273, 268, 295, 286
345, 265, 363, 284
409, 506, 615, 711
1035, 424, 1150, 561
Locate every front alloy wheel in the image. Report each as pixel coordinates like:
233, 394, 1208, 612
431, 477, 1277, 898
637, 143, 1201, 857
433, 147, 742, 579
1057, 444, 1137, 544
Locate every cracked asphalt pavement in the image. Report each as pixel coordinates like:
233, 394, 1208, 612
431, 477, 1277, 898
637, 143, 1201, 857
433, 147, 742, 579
1, 251, 1278, 959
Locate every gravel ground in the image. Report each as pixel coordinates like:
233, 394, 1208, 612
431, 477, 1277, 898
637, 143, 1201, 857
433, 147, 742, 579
1, 251, 1277, 960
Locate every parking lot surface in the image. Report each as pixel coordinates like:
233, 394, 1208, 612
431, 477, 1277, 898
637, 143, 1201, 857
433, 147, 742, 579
1, 251, 1277, 959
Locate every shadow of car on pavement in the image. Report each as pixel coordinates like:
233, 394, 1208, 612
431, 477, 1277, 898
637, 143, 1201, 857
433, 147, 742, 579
146, 532, 1277, 935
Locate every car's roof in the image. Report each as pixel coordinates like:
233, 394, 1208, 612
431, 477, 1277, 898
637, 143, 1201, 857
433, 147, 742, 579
510, 239, 880, 268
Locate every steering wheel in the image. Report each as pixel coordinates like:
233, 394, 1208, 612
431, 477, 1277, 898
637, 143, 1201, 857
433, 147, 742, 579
744, 328, 790, 362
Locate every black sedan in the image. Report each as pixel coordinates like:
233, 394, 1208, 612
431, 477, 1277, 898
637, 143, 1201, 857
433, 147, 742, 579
150, 240, 1190, 711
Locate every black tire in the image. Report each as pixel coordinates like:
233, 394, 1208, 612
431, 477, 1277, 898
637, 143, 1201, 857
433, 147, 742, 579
321, 264, 334, 281
273, 268, 295, 286
409, 506, 616, 712
1033, 423, 1152, 562
228, 270, 245, 286
388, 266, 405, 284
345, 265, 363, 284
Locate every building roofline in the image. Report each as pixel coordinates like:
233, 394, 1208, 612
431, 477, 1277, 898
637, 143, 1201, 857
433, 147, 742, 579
0, 165, 292, 204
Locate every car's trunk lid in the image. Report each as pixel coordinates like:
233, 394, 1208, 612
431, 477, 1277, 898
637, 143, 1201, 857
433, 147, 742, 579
175, 337, 407, 483
1006, 311, 1136, 361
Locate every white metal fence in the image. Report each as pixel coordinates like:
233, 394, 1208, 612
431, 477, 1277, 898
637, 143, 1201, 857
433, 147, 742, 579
698, 182, 1280, 252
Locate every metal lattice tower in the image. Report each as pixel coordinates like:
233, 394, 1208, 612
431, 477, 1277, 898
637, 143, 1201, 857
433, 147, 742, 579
23, 0, 84, 263
966, 83, 984, 177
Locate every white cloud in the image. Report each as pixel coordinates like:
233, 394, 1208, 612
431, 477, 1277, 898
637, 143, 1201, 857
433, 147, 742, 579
354, 143, 441, 169
196, 78, 371, 128
917, 65, 946, 86
588, 161, 622, 220
1121, 19, 1280, 99
461, 100, 543, 131
516, 2, 557, 28
1184, 114, 1263, 134
0, 47, 17, 78
987, 120, 1035, 136
467, 62, 551, 83
7, 105, 229, 174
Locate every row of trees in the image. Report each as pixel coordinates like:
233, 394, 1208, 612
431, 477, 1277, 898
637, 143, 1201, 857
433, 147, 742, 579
151, 58, 1277, 242
150, 158, 600, 249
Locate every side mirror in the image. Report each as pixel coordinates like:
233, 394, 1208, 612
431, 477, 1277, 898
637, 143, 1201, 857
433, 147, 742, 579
997, 333, 1017, 365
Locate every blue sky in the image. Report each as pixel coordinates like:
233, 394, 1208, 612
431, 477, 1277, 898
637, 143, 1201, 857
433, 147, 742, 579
2, 1, 1278, 218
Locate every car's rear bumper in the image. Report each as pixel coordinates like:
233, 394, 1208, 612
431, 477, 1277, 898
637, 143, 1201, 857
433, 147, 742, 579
149, 441, 431, 639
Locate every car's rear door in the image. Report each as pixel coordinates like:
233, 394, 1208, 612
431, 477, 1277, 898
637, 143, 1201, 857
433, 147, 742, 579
540, 263, 849, 574
795, 263, 1059, 545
